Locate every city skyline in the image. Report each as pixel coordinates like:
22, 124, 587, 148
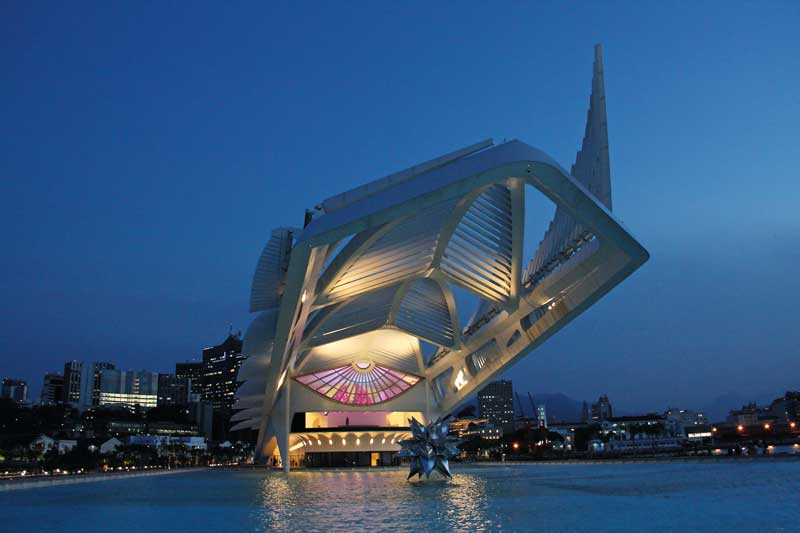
2, 3, 799, 414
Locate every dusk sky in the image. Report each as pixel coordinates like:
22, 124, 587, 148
2, 2, 798, 415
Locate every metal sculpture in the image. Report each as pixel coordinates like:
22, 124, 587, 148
398, 417, 461, 480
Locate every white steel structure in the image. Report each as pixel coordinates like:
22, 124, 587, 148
232, 45, 648, 470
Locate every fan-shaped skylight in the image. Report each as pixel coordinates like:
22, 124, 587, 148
295, 363, 421, 405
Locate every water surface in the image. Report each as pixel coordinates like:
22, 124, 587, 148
2, 461, 798, 531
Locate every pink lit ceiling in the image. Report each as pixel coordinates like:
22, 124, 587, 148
295, 363, 421, 405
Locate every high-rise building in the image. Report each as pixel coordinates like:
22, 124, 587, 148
581, 401, 589, 422
157, 373, 192, 406
176, 361, 204, 401
40, 373, 64, 405
201, 332, 244, 411
98, 369, 159, 408
62, 361, 116, 408
63, 361, 82, 405
189, 400, 214, 439
90, 362, 115, 405
536, 404, 548, 429
1, 379, 28, 403
591, 394, 613, 421
477, 380, 515, 434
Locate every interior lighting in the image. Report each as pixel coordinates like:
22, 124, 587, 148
277, 369, 288, 390
454, 369, 468, 391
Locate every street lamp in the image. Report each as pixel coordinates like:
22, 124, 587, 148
512, 442, 520, 450
763, 423, 771, 430
737, 425, 744, 432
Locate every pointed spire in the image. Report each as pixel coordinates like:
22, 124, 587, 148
571, 44, 612, 210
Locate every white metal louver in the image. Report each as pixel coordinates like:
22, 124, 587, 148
249, 228, 294, 312
305, 284, 397, 347
298, 329, 420, 375
394, 278, 455, 348
441, 184, 513, 302
322, 198, 458, 302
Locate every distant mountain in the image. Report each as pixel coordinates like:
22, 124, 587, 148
521, 392, 585, 422
703, 390, 785, 422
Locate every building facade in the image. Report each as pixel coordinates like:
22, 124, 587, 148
175, 361, 204, 401
664, 408, 707, 436
591, 394, 613, 421
62, 361, 116, 408
40, 373, 64, 405
98, 369, 159, 408
536, 403, 548, 429
201, 332, 244, 411
1, 379, 28, 403
157, 373, 192, 406
478, 380, 515, 434
231, 46, 649, 470
63, 361, 82, 405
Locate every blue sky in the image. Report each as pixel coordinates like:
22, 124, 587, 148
1, 2, 798, 414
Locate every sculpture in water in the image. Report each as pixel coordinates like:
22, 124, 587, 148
398, 417, 462, 480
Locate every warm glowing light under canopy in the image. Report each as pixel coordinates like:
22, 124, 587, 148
454, 369, 468, 391
295, 363, 421, 405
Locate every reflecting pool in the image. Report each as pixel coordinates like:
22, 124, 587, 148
2, 461, 799, 532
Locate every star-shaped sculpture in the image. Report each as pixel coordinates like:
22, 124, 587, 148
397, 417, 461, 480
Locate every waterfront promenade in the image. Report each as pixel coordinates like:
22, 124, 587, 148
0, 466, 201, 492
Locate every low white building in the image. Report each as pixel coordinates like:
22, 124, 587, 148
57, 440, 78, 454
100, 437, 123, 455
128, 435, 206, 450
29, 434, 56, 454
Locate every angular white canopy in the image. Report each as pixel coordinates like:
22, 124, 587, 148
234, 45, 648, 470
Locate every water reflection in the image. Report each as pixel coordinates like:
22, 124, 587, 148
441, 474, 492, 530
254, 468, 498, 531
1, 463, 799, 532
258, 475, 295, 530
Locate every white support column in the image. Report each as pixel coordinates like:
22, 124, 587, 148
270, 386, 291, 473
424, 379, 431, 423
281, 379, 291, 473
509, 178, 525, 303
